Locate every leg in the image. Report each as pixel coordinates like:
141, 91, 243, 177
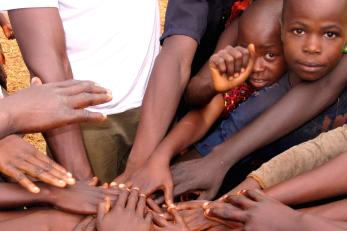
81, 107, 141, 183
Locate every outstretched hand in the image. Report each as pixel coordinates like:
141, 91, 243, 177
209, 44, 256, 92
204, 189, 302, 231
0, 77, 112, 139
97, 188, 152, 231
0, 135, 75, 193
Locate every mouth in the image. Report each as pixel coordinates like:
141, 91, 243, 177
296, 61, 325, 73
249, 78, 268, 88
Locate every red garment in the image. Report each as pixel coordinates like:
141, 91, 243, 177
225, 0, 253, 27
222, 83, 254, 117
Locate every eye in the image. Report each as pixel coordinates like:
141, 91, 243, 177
292, 28, 305, 36
324, 31, 337, 38
264, 52, 276, 61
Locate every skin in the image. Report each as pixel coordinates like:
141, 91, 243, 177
169, 0, 347, 201
9, 8, 93, 180
123, 0, 285, 206
0, 12, 14, 40
153, 209, 189, 231
205, 189, 347, 231
0, 77, 112, 193
0, 180, 118, 215
96, 189, 152, 231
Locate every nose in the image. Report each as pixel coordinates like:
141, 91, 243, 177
303, 35, 321, 55
253, 57, 265, 73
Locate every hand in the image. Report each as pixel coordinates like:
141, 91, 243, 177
123, 156, 175, 207
0, 77, 112, 138
209, 44, 256, 92
171, 157, 227, 201
0, 135, 75, 193
205, 189, 302, 231
97, 188, 152, 231
2, 23, 14, 40
218, 177, 261, 201
72, 216, 96, 231
153, 208, 189, 231
47, 179, 119, 215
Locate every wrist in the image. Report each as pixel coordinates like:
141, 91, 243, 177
0, 109, 13, 138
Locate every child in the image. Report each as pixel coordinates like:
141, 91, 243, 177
123, 0, 287, 206
200, 0, 347, 229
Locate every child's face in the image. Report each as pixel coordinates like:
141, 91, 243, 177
238, 21, 286, 89
282, 0, 347, 81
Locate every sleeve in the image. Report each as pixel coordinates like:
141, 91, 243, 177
160, 0, 209, 44
248, 125, 347, 188
0, 0, 58, 11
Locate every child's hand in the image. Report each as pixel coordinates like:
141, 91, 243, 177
2, 23, 14, 40
47, 179, 119, 215
0, 77, 112, 138
97, 188, 152, 231
0, 135, 75, 193
153, 208, 189, 231
209, 44, 256, 92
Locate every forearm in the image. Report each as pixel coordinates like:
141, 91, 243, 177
302, 199, 347, 222
298, 213, 347, 231
265, 152, 347, 205
249, 125, 347, 189
0, 183, 52, 208
209, 56, 347, 171
9, 8, 92, 179
128, 35, 197, 167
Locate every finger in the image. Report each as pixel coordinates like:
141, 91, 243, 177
164, 183, 175, 208
152, 212, 169, 227
73, 216, 95, 231
209, 54, 227, 74
225, 195, 255, 209
136, 193, 147, 217
66, 109, 107, 124
175, 200, 207, 210
126, 189, 139, 211
206, 206, 248, 223
30, 77, 42, 86
3, 165, 40, 193
170, 209, 186, 225
63, 80, 109, 95
68, 93, 112, 109
115, 188, 129, 209
147, 198, 164, 213
244, 189, 266, 202
229, 48, 243, 74
88, 177, 99, 186
237, 46, 250, 70
145, 211, 153, 224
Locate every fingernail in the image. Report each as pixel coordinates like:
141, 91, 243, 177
32, 186, 40, 193
203, 201, 210, 209
67, 172, 73, 178
241, 68, 245, 73
106, 90, 113, 98
159, 213, 165, 217
140, 193, 146, 197
110, 182, 117, 187
206, 208, 211, 215
118, 183, 126, 189
132, 187, 140, 191
58, 180, 66, 186
94, 83, 101, 87
67, 178, 76, 185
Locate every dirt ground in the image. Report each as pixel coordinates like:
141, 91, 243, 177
1, 0, 168, 153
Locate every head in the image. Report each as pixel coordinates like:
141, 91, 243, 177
238, 0, 286, 89
281, 0, 347, 81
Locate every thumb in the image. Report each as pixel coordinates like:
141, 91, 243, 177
88, 176, 99, 186
97, 197, 111, 222
31, 77, 43, 86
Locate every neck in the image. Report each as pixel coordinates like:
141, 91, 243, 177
288, 71, 302, 87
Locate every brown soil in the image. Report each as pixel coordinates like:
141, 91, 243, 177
1, 0, 168, 153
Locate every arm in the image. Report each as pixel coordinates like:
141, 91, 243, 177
9, 8, 92, 180
265, 151, 347, 205
185, 19, 239, 106
124, 35, 197, 174
248, 125, 347, 189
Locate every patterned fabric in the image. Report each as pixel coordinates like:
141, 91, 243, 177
222, 83, 254, 116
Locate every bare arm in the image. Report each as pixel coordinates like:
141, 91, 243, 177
208, 56, 347, 175
185, 19, 239, 106
125, 35, 197, 171
9, 8, 92, 180
265, 151, 347, 205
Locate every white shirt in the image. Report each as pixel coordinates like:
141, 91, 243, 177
1, 0, 160, 115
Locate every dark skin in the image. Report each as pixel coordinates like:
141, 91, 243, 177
123, 0, 285, 205
9, 8, 93, 180
205, 189, 347, 231
0, 77, 112, 193
170, 0, 347, 200
0, 180, 118, 215
96, 189, 152, 231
